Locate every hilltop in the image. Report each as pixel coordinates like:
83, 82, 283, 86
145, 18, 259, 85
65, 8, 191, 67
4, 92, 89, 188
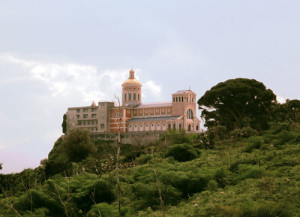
0, 122, 299, 217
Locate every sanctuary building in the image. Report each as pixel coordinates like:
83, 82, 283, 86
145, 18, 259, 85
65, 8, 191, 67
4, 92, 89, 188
66, 69, 201, 135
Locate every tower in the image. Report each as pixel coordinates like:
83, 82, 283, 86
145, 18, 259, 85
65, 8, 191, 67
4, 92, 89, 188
122, 69, 142, 107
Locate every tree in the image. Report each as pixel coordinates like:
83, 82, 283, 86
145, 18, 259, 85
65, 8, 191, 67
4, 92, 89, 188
62, 114, 67, 134
270, 99, 300, 123
198, 78, 276, 131
285, 99, 300, 123
0, 163, 2, 170
63, 128, 96, 162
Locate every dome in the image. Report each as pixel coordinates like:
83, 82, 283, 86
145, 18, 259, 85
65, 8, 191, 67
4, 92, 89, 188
122, 69, 142, 86
122, 78, 141, 86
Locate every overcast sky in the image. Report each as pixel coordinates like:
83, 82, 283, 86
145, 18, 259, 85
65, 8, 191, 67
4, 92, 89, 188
1, 0, 300, 174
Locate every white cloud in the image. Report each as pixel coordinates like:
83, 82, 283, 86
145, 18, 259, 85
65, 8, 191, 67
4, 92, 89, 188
0, 53, 163, 103
143, 80, 162, 101
277, 95, 287, 104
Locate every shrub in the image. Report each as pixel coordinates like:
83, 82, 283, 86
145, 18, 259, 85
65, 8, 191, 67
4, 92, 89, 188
230, 127, 258, 138
15, 189, 64, 216
87, 203, 119, 217
275, 130, 295, 144
166, 143, 199, 162
244, 137, 263, 153
170, 175, 209, 197
214, 168, 228, 188
207, 180, 218, 191
63, 128, 96, 162
93, 180, 116, 203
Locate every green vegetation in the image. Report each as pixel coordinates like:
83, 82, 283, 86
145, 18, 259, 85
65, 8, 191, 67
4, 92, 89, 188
1, 78, 300, 216
62, 113, 67, 134
1, 124, 299, 217
198, 78, 276, 131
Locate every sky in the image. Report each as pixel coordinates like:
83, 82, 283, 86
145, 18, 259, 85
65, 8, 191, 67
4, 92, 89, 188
0, 0, 300, 174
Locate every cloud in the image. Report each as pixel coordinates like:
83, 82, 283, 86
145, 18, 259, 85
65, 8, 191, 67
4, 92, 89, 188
277, 95, 287, 104
143, 80, 162, 101
0, 53, 163, 103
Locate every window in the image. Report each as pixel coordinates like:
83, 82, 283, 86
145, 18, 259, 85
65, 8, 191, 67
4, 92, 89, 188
115, 112, 120, 117
83, 108, 88, 112
168, 124, 171, 129
176, 97, 178, 102
187, 109, 193, 119
138, 94, 140, 100
76, 109, 80, 113
129, 93, 131, 100
133, 93, 136, 100
92, 114, 97, 118
196, 125, 199, 131
125, 93, 127, 100
188, 124, 191, 131
179, 124, 182, 129
173, 124, 176, 129
91, 108, 95, 112
100, 123, 105, 129
182, 97, 183, 102
173, 97, 175, 102
83, 114, 88, 118
76, 115, 80, 119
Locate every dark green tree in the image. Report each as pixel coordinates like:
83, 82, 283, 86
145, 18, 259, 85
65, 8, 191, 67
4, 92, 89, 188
62, 114, 67, 134
270, 99, 300, 123
285, 99, 300, 123
63, 128, 96, 162
198, 78, 276, 131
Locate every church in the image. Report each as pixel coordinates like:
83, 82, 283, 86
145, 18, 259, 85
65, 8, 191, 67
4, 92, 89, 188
66, 69, 201, 135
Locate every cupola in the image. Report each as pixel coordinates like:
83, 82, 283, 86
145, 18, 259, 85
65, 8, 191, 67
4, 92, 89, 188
122, 69, 142, 107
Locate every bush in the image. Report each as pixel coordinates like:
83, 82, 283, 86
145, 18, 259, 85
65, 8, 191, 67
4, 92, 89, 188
87, 203, 119, 217
166, 143, 199, 162
63, 128, 96, 162
214, 168, 228, 188
207, 180, 218, 191
15, 189, 64, 216
244, 137, 263, 153
230, 127, 258, 138
276, 130, 295, 144
93, 180, 116, 203
169, 175, 209, 197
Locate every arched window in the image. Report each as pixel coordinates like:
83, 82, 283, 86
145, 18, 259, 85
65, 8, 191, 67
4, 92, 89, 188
187, 109, 193, 119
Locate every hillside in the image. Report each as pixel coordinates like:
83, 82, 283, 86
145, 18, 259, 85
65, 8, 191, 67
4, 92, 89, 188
0, 123, 300, 217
